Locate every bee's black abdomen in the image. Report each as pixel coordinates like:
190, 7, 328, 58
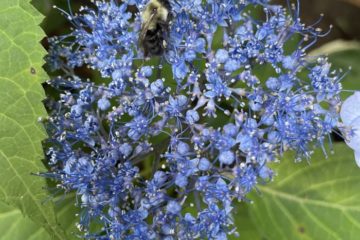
158, 0, 171, 11
142, 20, 169, 57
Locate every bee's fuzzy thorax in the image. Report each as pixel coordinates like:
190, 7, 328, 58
141, 0, 170, 30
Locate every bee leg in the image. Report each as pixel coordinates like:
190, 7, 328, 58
162, 40, 167, 49
157, 20, 169, 52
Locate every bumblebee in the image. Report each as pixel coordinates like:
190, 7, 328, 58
139, 0, 172, 57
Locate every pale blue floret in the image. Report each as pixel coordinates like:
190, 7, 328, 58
341, 92, 360, 167
97, 97, 110, 110
340, 92, 360, 125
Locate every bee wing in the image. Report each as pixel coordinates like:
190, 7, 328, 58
139, 11, 158, 43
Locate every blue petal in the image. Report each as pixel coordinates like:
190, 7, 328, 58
97, 98, 110, 111
173, 60, 189, 79
140, 66, 153, 77
194, 38, 206, 53
175, 174, 188, 188
184, 50, 197, 62
199, 158, 211, 171
224, 59, 240, 72
219, 151, 235, 165
215, 49, 229, 63
341, 91, 360, 125
346, 116, 360, 151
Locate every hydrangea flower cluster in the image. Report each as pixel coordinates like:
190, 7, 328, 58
43, 0, 346, 238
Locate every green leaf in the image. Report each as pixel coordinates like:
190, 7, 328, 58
0, 201, 51, 240
248, 144, 360, 240
0, 0, 65, 238
231, 204, 262, 240
53, 193, 79, 239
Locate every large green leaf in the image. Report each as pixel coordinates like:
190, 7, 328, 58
0, 201, 50, 240
247, 144, 360, 239
231, 204, 262, 240
53, 193, 79, 239
0, 0, 65, 238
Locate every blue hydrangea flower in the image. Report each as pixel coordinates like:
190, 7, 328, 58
41, 0, 352, 238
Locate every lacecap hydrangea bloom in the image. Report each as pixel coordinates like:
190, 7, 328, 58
42, 0, 350, 238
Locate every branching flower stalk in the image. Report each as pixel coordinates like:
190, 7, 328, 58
42, 0, 347, 238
